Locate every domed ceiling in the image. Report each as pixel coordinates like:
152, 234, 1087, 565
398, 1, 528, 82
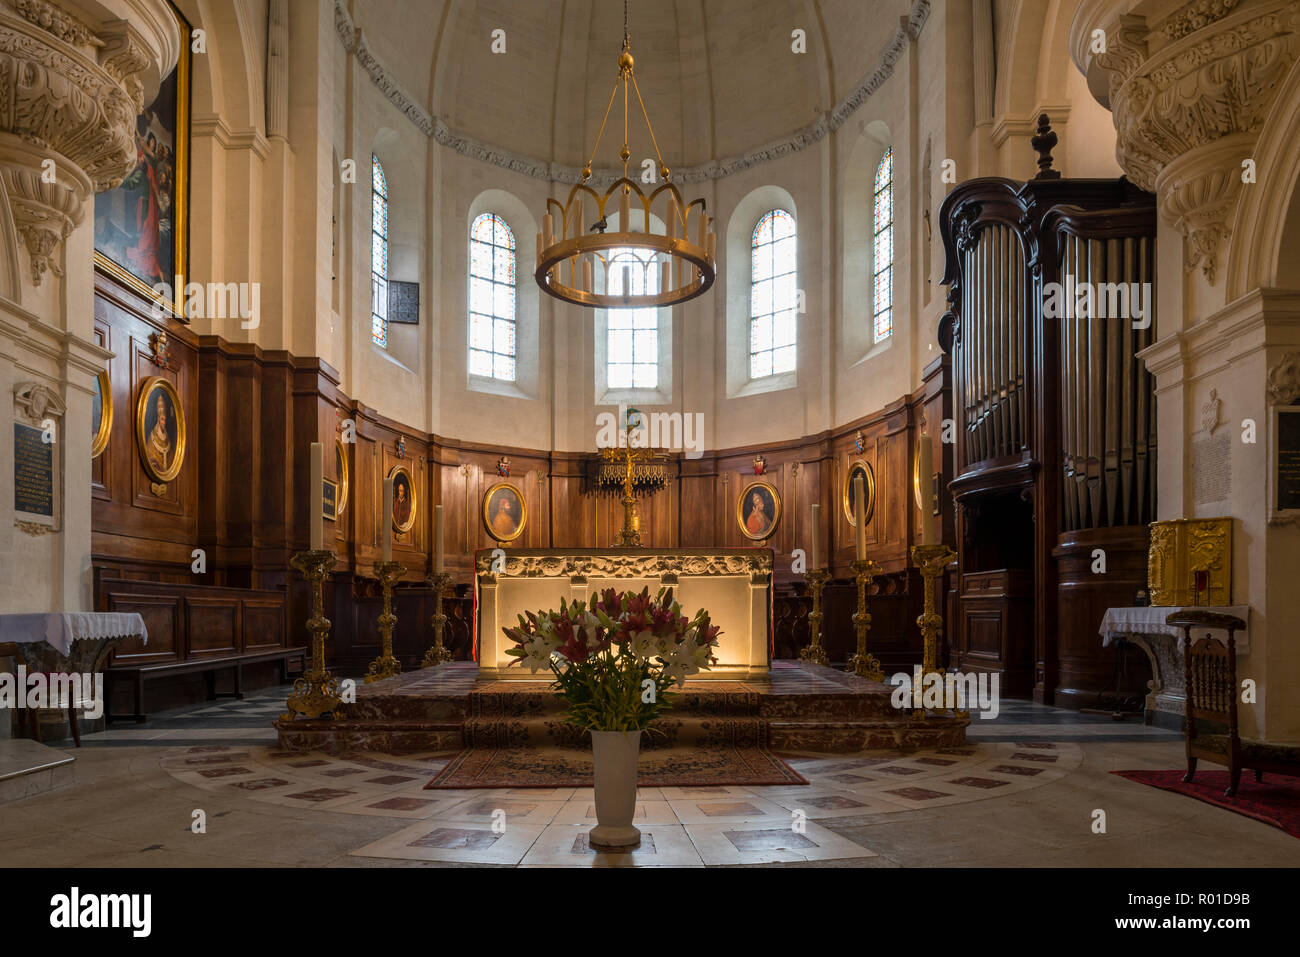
350, 0, 915, 172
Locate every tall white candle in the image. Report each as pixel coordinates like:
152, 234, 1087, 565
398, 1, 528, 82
619, 187, 630, 230
667, 196, 677, 238
706, 229, 717, 261
435, 504, 444, 572
698, 211, 707, 246
542, 213, 554, 248
661, 259, 671, 294
854, 475, 866, 560
382, 476, 393, 562
917, 435, 934, 545
810, 503, 821, 571
310, 442, 323, 551
582, 258, 593, 292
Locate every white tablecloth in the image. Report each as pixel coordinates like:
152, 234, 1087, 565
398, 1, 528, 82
1099, 605, 1250, 654
0, 613, 148, 657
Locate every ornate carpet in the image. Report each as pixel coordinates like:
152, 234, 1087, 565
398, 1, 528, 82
1113, 769, 1300, 839
425, 682, 808, 788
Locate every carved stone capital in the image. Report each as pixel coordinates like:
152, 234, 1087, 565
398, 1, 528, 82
1073, 0, 1300, 284
0, 0, 179, 284
13, 378, 65, 422
1267, 350, 1300, 406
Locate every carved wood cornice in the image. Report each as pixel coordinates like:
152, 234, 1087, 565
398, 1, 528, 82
1074, 0, 1300, 284
333, 0, 931, 186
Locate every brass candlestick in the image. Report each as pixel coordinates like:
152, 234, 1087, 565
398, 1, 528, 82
282, 550, 342, 721
798, 568, 830, 666
421, 570, 455, 667
365, 560, 406, 683
912, 543, 958, 717
846, 558, 884, 681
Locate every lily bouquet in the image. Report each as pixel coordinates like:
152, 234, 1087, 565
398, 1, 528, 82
503, 586, 721, 732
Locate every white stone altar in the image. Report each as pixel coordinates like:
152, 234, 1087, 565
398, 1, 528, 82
1098, 605, 1251, 726
474, 549, 773, 680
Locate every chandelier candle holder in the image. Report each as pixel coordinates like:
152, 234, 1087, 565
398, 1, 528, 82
911, 543, 957, 716
846, 559, 885, 681
364, 561, 405, 683
535, 6, 715, 310
282, 549, 343, 721
422, 571, 455, 668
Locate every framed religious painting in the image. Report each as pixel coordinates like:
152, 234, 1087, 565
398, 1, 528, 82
737, 481, 781, 541
389, 465, 417, 534
135, 376, 186, 483
842, 458, 876, 527
91, 370, 112, 458
335, 438, 350, 516
92, 2, 191, 316
482, 482, 526, 543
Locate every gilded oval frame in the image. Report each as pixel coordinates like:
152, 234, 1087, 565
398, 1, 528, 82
135, 376, 186, 483
736, 480, 782, 542
335, 438, 350, 516
482, 482, 527, 543
841, 458, 876, 527
91, 370, 112, 458
388, 464, 417, 534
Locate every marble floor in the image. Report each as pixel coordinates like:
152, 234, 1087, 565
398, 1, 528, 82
1, 685, 1296, 867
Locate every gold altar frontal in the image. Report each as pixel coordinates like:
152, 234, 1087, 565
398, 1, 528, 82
474, 548, 773, 680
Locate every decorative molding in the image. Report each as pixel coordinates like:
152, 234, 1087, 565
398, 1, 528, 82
1201, 387, 1223, 433
15, 520, 55, 536
475, 550, 774, 583
12, 0, 100, 49
333, 0, 931, 186
13, 379, 65, 423
1267, 350, 1300, 406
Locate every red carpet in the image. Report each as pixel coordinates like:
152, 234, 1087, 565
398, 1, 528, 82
1113, 769, 1300, 839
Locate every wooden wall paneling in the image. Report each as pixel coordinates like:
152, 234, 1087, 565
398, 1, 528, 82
184, 596, 241, 657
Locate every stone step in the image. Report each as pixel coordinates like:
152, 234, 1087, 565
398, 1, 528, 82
0, 739, 76, 804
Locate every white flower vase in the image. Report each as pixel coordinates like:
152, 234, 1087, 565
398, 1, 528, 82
589, 729, 642, 849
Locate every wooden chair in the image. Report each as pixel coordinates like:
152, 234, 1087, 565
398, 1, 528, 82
1168, 610, 1300, 796
0, 642, 82, 747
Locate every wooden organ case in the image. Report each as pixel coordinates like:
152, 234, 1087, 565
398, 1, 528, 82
937, 119, 1157, 705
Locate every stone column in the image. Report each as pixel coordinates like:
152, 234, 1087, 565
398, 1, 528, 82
0, 0, 180, 613
1072, 0, 1300, 741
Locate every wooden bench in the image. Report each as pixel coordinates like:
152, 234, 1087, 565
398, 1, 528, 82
1169, 610, 1300, 796
105, 647, 305, 724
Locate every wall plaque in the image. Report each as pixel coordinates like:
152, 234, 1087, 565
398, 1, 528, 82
1193, 433, 1230, 504
1274, 406, 1300, 513
14, 423, 54, 520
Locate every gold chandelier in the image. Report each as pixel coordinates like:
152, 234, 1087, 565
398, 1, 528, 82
535, 2, 716, 310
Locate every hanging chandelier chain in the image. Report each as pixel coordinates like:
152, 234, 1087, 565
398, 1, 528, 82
629, 72, 668, 182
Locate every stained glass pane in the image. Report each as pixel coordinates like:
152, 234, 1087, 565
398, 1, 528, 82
609, 328, 633, 359
470, 313, 493, 351
468, 213, 518, 379
633, 363, 657, 389
750, 209, 796, 379
872, 149, 893, 342
371, 155, 389, 347
608, 363, 632, 389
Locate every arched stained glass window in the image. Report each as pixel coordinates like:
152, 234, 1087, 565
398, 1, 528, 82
872, 148, 894, 340
371, 156, 389, 346
469, 213, 517, 381
750, 209, 797, 379
606, 247, 659, 390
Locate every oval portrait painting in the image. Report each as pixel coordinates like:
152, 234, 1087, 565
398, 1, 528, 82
482, 482, 526, 543
135, 376, 185, 483
91, 370, 112, 458
842, 459, 876, 527
389, 465, 416, 534
335, 438, 350, 516
737, 481, 781, 541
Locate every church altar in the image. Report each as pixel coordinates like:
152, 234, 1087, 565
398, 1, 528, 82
473, 548, 773, 680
